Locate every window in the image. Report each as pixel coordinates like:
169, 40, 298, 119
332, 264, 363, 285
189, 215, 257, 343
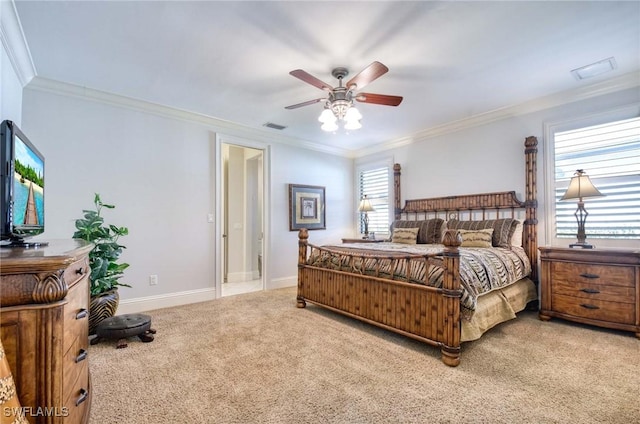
552, 116, 640, 241
357, 164, 392, 236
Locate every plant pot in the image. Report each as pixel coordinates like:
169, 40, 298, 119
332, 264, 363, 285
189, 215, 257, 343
89, 289, 120, 335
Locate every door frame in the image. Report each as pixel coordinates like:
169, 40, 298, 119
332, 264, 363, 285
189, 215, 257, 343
215, 134, 270, 299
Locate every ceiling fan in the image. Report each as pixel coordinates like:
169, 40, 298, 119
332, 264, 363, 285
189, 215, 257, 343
285, 61, 403, 131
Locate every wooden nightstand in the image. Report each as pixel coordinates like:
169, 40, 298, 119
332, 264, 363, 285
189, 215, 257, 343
341, 238, 384, 243
539, 246, 640, 338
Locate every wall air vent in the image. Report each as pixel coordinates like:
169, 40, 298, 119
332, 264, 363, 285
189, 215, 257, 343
263, 122, 287, 130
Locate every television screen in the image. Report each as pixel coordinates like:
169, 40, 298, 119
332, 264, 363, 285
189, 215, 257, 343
1, 120, 46, 247
13, 132, 45, 229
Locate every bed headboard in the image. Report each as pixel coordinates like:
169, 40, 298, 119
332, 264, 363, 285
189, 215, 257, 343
392, 136, 539, 282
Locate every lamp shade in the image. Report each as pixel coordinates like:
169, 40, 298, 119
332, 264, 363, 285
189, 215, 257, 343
320, 120, 338, 132
318, 108, 336, 124
560, 170, 604, 201
358, 196, 375, 212
344, 119, 362, 130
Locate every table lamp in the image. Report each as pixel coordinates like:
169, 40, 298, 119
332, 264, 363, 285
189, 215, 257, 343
560, 169, 604, 248
358, 195, 375, 239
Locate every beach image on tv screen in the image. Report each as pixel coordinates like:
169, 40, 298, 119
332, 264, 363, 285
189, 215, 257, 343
13, 135, 44, 227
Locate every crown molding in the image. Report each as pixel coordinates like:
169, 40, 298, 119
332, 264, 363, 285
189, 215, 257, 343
22, 67, 639, 161
354, 70, 640, 158
0, 0, 36, 86
25, 76, 352, 158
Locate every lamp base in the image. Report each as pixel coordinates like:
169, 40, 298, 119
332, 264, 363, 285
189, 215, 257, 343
569, 242, 594, 249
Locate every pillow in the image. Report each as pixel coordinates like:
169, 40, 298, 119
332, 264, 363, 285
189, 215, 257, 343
459, 229, 494, 247
447, 218, 518, 248
440, 220, 448, 244
391, 227, 419, 244
390, 219, 444, 244
511, 219, 524, 247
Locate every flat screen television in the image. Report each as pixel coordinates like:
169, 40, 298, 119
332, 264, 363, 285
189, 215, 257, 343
1, 120, 47, 247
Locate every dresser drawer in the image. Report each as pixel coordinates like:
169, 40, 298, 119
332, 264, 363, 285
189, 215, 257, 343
64, 363, 90, 424
550, 262, 635, 287
64, 279, 90, 353
553, 293, 635, 325
63, 334, 89, 393
63, 256, 91, 289
552, 280, 635, 304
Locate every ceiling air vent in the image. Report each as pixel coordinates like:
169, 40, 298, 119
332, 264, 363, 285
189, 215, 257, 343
263, 122, 287, 130
571, 57, 617, 80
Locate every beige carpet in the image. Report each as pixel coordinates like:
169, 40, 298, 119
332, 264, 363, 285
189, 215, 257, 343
88, 287, 638, 424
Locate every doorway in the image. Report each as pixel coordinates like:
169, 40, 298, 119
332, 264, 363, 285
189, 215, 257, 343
217, 137, 268, 298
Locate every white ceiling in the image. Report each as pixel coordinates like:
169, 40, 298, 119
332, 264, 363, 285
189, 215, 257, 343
13, 1, 640, 153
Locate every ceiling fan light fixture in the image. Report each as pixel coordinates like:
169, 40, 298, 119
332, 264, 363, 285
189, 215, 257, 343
287, 62, 402, 134
330, 99, 351, 120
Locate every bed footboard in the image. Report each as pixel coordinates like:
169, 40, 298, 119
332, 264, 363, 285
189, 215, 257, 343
297, 228, 463, 367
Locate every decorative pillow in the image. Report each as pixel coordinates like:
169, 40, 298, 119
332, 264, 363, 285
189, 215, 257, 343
390, 219, 444, 244
511, 219, 524, 247
459, 229, 494, 247
447, 218, 518, 248
391, 227, 419, 244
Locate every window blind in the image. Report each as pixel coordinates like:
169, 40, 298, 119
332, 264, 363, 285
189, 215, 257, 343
554, 117, 640, 240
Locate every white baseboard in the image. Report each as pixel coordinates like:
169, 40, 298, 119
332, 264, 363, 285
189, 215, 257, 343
116, 277, 296, 315
116, 287, 217, 315
268, 276, 296, 290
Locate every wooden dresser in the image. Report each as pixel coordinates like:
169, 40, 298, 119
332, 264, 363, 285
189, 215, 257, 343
0, 240, 93, 423
539, 246, 640, 338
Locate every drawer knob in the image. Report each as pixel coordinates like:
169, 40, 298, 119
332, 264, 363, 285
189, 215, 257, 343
75, 349, 88, 363
580, 303, 600, 310
580, 288, 600, 294
76, 267, 86, 275
580, 273, 600, 279
76, 309, 88, 320
76, 388, 89, 406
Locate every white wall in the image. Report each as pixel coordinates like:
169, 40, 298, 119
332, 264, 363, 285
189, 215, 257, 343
22, 88, 215, 302
269, 142, 353, 288
1, 44, 23, 123
20, 86, 354, 309
358, 87, 640, 249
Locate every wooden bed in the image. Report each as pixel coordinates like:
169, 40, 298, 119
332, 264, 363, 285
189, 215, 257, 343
296, 136, 539, 366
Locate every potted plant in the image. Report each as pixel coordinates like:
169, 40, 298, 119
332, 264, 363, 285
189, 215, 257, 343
73, 193, 130, 334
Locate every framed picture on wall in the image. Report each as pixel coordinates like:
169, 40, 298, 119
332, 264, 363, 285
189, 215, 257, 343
289, 184, 326, 231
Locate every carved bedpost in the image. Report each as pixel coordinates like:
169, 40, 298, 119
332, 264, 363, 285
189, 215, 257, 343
297, 229, 309, 308
394, 163, 402, 220
524, 136, 538, 283
440, 229, 463, 367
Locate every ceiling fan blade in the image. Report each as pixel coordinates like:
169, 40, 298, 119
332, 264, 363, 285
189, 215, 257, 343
355, 93, 403, 106
346, 61, 389, 90
284, 98, 325, 110
289, 70, 334, 92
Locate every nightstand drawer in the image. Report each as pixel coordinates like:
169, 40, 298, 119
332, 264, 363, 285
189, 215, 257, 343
552, 280, 635, 304
553, 294, 635, 325
550, 262, 635, 287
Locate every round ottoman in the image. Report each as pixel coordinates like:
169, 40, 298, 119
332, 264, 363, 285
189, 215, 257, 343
91, 313, 156, 349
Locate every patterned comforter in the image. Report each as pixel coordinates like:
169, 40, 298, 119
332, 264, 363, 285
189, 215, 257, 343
305, 242, 532, 318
